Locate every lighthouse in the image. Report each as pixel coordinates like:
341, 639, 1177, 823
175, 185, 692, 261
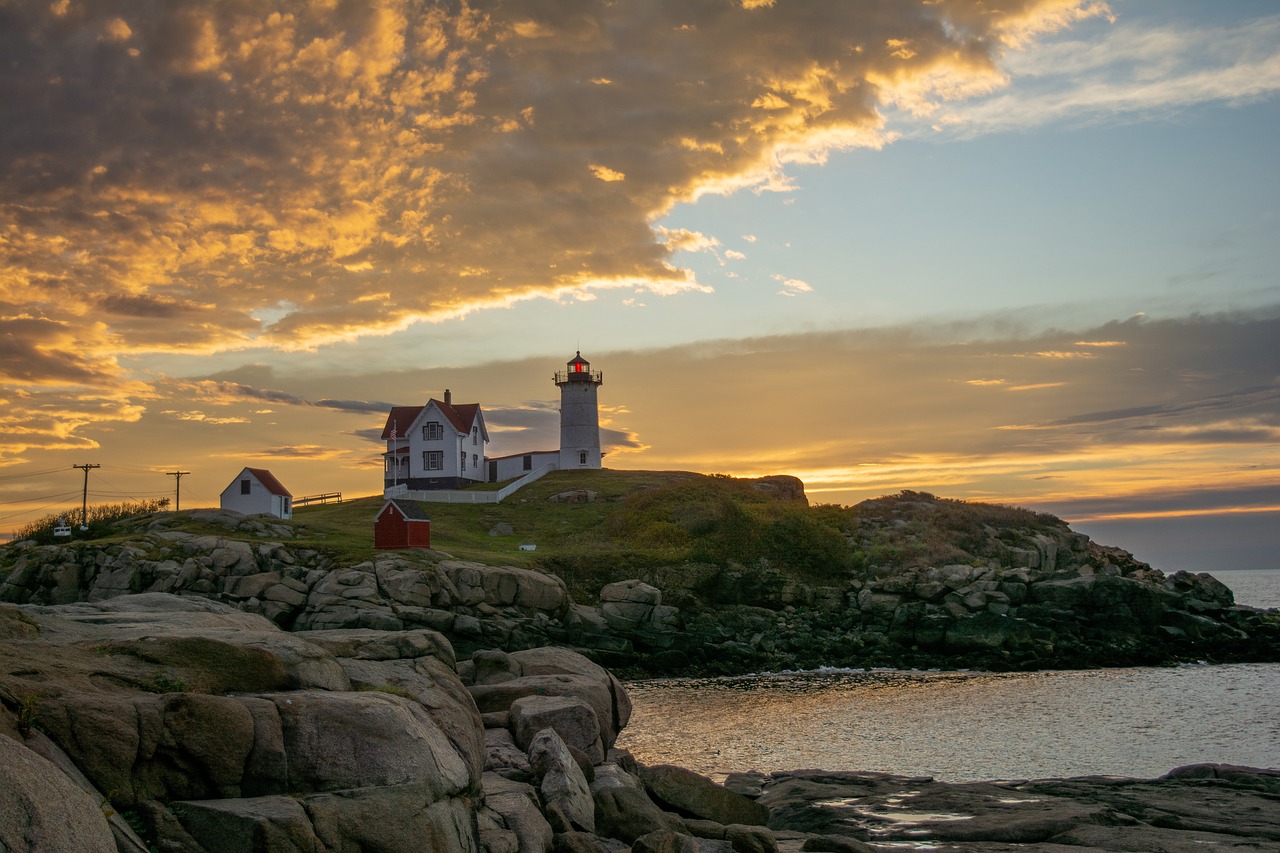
555, 351, 603, 469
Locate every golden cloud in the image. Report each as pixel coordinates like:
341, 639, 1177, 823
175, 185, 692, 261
2, 0, 1110, 363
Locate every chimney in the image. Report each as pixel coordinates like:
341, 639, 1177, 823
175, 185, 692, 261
444, 389, 452, 405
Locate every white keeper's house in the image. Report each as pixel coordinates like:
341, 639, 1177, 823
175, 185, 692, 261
381, 352, 604, 497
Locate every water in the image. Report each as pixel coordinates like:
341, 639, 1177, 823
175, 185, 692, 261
1212, 568, 1280, 610
616, 569, 1280, 783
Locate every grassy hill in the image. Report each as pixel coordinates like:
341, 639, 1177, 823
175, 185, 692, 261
287, 470, 1072, 601
6, 469, 1080, 605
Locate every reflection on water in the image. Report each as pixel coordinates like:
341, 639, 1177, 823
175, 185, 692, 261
616, 665, 1280, 782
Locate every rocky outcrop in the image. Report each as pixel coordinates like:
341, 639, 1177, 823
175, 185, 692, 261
743, 764, 1280, 851
0, 593, 780, 853
3, 504, 1278, 679
0, 594, 487, 852
3, 592, 1278, 853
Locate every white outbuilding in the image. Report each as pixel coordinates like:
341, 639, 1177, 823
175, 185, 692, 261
219, 467, 293, 519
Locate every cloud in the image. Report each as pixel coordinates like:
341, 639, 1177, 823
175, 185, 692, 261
1, 0, 1112, 369
923, 10, 1280, 136
772, 275, 813, 297
601, 309, 1280, 516
221, 445, 351, 460
166, 378, 395, 414
160, 410, 250, 425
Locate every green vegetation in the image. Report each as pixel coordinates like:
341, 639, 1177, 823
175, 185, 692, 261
8, 471, 1070, 606
294, 472, 1067, 601
16, 694, 39, 737
148, 673, 189, 694
14, 500, 171, 545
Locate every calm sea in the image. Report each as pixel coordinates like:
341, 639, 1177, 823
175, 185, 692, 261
616, 568, 1280, 782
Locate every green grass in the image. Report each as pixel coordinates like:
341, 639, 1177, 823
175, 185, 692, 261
3, 471, 1076, 606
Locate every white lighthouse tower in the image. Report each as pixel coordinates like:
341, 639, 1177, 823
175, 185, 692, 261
555, 351, 603, 469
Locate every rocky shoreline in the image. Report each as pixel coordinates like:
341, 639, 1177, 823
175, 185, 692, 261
3, 593, 1278, 853
3, 506, 1279, 679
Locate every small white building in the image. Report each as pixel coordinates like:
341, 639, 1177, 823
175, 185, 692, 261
219, 467, 293, 519
382, 390, 490, 491
486, 450, 560, 484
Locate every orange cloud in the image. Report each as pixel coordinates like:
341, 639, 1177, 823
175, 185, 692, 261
1, 0, 1111, 364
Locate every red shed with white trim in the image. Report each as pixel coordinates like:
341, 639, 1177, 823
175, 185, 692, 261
374, 499, 432, 549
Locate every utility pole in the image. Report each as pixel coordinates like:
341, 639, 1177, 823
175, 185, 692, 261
167, 471, 190, 512
73, 464, 99, 529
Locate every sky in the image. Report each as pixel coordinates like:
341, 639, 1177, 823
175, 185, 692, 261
2, 0, 1277, 573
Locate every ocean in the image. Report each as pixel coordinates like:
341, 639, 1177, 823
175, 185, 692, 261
615, 568, 1280, 782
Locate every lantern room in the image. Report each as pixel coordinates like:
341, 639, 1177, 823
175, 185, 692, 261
555, 351, 602, 385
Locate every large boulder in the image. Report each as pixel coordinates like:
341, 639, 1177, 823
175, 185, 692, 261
0, 734, 116, 853
511, 694, 605, 765
638, 764, 769, 827
483, 772, 555, 853
530, 728, 596, 833
467, 647, 632, 750
0, 593, 490, 853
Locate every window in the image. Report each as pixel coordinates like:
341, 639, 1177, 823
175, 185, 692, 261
578, 451, 588, 465
471, 426, 478, 445
472, 453, 478, 468
460, 451, 467, 471
424, 451, 443, 470
522, 455, 532, 471
424, 422, 444, 441
240, 479, 251, 495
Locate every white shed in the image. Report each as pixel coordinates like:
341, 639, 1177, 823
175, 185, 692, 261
219, 467, 293, 519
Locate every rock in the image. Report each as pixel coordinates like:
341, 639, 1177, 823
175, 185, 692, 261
295, 626, 456, 668
468, 647, 630, 749
548, 490, 598, 503
173, 795, 322, 853
747, 475, 807, 502
553, 831, 632, 853
267, 690, 474, 797
601, 580, 663, 631
303, 783, 476, 853
638, 764, 769, 827
511, 694, 606, 765
484, 772, 555, 853
0, 734, 116, 853
530, 728, 595, 833
591, 766, 682, 844
633, 829, 732, 853
944, 612, 1033, 652
473, 648, 523, 684
485, 726, 534, 779
757, 765, 1280, 851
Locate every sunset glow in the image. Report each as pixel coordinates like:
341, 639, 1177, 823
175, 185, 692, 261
2, 0, 1276, 571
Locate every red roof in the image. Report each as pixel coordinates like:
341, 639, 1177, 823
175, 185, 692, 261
380, 400, 487, 441
245, 467, 292, 497
440, 401, 481, 435
381, 406, 424, 441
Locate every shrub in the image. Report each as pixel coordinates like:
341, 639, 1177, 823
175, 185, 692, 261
14, 500, 170, 544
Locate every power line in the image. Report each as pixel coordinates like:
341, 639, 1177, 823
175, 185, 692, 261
0, 495, 83, 523
0, 490, 83, 507
0, 466, 71, 482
